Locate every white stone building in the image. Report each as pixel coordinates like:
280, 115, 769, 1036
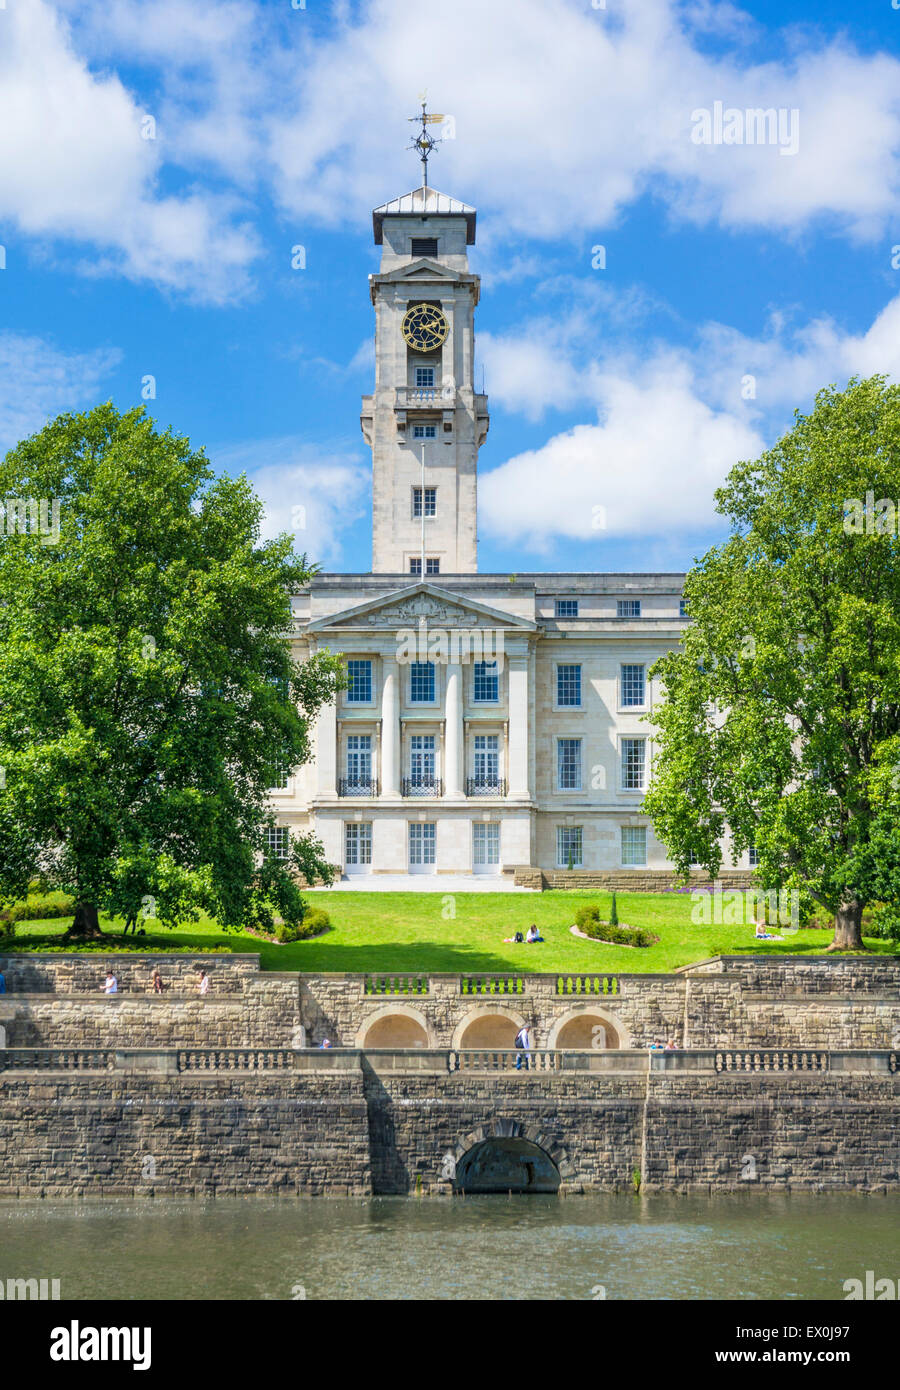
270, 179, 753, 885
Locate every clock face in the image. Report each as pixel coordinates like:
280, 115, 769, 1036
402, 303, 449, 352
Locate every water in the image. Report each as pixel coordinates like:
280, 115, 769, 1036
1, 1194, 896, 1300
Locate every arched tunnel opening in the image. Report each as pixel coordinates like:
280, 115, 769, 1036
453, 1138, 561, 1195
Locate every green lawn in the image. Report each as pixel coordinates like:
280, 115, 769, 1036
5, 890, 897, 973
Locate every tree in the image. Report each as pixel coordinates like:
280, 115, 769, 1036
0, 403, 344, 939
643, 376, 900, 951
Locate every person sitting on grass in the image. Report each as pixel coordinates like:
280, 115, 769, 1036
503, 930, 525, 943
525, 924, 544, 943
754, 921, 782, 941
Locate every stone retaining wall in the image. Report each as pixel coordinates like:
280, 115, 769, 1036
0, 1056, 895, 1196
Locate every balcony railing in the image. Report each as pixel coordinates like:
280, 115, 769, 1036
466, 776, 507, 797
339, 776, 379, 798
395, 386, 455, 410
402, 775, 443, 798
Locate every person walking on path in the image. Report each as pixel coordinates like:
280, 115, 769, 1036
103, 971, 118, 994
198, 969, 210, 996
514, 1023, 532, 1070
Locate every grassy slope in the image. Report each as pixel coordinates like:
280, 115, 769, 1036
6, 891, 897, 973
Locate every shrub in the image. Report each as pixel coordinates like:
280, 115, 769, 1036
581, 917, 659, 950
574, 904, 601, 931
275, 908, 331, 944
609, 891, 619, 926
1, 892, 75, 927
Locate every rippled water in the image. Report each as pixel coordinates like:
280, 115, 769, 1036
2, 1194, 897, 1300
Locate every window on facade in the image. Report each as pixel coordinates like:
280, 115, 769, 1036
409, 821, 437, 865
412, 487, 437, 518
748, 842, 759, 868
557, 738, 582, 790
555, 599, 579, 618
345, 822, 372, 866
473, 734, 499, 783
346, 734, 372, 785
473, 660, 499, 702
556, 664, 582, 707
413, 424, 437, 439
411, 238, 438, 258
346, 659, 372, 703
620, 663, 646, 707
557, 826, 583, 868
409, 662, 435, 703
426, 557, 440, 575
621, 826, 647, 867
268, 752, 291, 790
265, 826, 290, 860
621, 737, 646, 790
409, 734, 436, 782
679, 598, 689, 618
617, 599, 642, 618
415, 367, 436, 389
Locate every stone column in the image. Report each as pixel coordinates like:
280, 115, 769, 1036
316, 696, 337, 799
508, 654, 530, 800
444, 663, 464, 798
381, 656, 401, 797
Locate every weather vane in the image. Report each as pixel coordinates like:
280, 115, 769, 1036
408, 96, 445, 186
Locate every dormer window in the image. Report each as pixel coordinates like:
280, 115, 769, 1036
411, 237, 438, 258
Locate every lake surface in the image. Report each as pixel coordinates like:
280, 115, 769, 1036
1, 1193, 896, 1300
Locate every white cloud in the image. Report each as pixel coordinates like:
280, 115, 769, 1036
264, 0, 900, 244
211, 436, 370, 566
0, 333, 120, 453
479, 291, 900, 547
0, 0, 259, 302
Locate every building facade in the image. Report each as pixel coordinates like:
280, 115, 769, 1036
271, 180, 752, 882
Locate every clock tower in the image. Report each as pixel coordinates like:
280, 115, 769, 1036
361, 125, 489, 574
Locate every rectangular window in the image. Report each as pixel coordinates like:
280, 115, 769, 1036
473, 660, 499, 702
346, 734, 372, 787
409, 734, 436, 783
473, 822, 500, 866
617, 599, 642, 618
413, 424, 437, 439
679, 598, 689, 618
265, 826, 289, 860
345, 822, 372, 866
557, 738, 582, 790
409, 557, 422, 575
557, 826, 583, 868
555, 599, 579, 618
411, 237, 438, 258
621, 737, 646, 790
620, 663, 646, 707
748, 842, 759, 868
412, 486, 436, 517
409, 662, 435, 703
556, 664, 582, 707
425, 557, 440, 575
473, 734, 500, 783
621, 826, 647, 867
415, 367, 435, 389
268, 753, 290, 790
346, 659, 372, 703
409, 821, 437, 865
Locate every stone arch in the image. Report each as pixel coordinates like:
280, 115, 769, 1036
357, 1004, 431, 1049
451, 1006, 527, 1050
547, 1007, 630, 1051
447, 1118, 573, 1193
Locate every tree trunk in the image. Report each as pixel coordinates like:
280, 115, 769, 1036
828, 897, 865, 951
63, 902, 104, 942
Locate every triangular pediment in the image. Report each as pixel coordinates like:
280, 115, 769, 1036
381, 258, 464, 284
307, 582, 537, 633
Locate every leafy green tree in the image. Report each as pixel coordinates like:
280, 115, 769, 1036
643, 376, 900, 951
0, 403, 344, 939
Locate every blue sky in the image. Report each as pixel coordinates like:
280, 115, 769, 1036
2, 0, 900, 575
